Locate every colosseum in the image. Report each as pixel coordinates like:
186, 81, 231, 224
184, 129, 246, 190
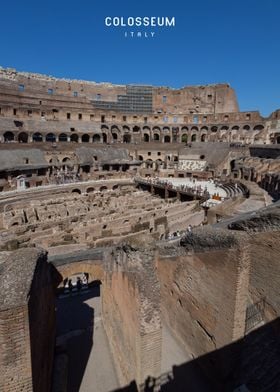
0, 67, 280, 392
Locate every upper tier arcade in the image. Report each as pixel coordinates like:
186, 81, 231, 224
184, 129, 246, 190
0, 67, 239, 115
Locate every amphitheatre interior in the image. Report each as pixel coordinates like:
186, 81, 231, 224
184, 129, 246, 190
0, 67, 280, 392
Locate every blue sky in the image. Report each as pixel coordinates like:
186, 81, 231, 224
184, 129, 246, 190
0, 0, 279, 116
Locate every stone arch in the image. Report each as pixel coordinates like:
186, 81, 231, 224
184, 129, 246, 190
201, 134, 206, 142
253, 124, 264, 131
46, 133, 56, 142
243, 125, 251, 131
191, 126, 199, 132
112, 133, 118, 141
211, 126, 218, 133
143, 134, 150, 142
153, 133, 160, 141
100, 186, 108, 192
164, 135, 171, 143
4, 131, 15, 142
163, 127, 170, 132
200, 126, 208, 132
152, 126, 161, 132
72, 188, 81, 194
70, 134, 79, 143
102, 133, 107, 143
123, 126, 130, 132
18, 132, 28, 143
181, 134, 188, 143
32, 132, 43, 142
112, 185, 119, 190
191, 134, 197, 142
146, 159, 153, 168
138, 155, 144, 161
58, 133, 68, 142
82, 134, 90, 143
56, 261, 105, 286
123, 134, 131, 143
86, 187, 95, 193
133, 126, 140, 133
92, 134, 101, 143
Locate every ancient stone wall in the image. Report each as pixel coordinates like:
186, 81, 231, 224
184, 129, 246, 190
0, 249, 60, 392
156, 228, 250, 380
102, 245, 162, 390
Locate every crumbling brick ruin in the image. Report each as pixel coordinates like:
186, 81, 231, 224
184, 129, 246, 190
0, 67, 280, 392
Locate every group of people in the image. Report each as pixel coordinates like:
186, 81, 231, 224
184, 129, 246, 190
63, 273, 89, 293
166, 225, 193, 241
50, 171, 82, 185
138, 176, 211, 198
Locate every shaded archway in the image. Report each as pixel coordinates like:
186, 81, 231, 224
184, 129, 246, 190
143, 133, 150, 142
32, 132, 43, 142
164, 135, 171, 143
70, 134, 79, 143
82, 134, 90, 143
191, 134, 197, 142
154, 133, 160, 141
46, 133, 56, 142
181, 134, 188, 143
201, 134, 206, 142
102, 133, 107, 143
18, 132, 28, 143
92, 134, 101, 143
4, 131, 15, 142
112, 133, 118, 141
59, 133, 68, 142
123, 134, 131, 143
72, 189, 81, 194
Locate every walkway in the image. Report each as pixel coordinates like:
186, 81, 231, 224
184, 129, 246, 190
56, 287, 119, 392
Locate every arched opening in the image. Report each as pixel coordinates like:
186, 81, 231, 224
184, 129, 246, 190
100, 186, 108, 192
46, 133, 56, 142
191, 134, 197, 142
146, 159, 153, 169
4, 131, 15, 142
62, 157, 73, 170
133, 126, 140, 133
154, 133, 160, 141
58, 133, 68, 142
32, 132, 43, 142
243, 125, 250, 131
211, 126, 218, 133
72, 189, 81, 194
70, 134, 79, 143
164, 135, 171, 143
191, 126, 198, 132
143, 133, 150, 142
112, 185, 119, 190
138, 155, 144, 161
82, 134, 90, 143
18, 132, 28, 143
277, 136, 280, 144
181, 134, 188, 143
253, 124, 264, 131
112, 133, 118, 141
102, 133, 107, 143
86, 187, 95, 193
123, 134, 131, 143
201, 134, 206, 142
92, 134, 101, 143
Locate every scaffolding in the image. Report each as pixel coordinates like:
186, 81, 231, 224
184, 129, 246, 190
91, 85, 153, 113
